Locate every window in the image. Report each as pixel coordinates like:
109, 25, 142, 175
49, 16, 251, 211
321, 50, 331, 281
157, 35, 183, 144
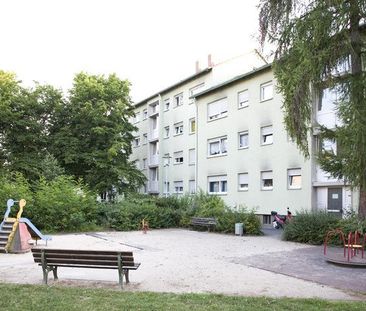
263, 215, 272, 225
207, 98, 228, 120
189, 180, 196, 194
174, 93, 183, 107
163, 153, 171, 166
238, 89, 249, 108
208, 136, 227, 156
260, 81, 273, 101
164, 126, 170, 138
189, 148, 196, 165
164, 99, 170, 111
208, 175, 227, 194
238, 173, 249, 191
238, 131, 249, 149
318, 87, 338, 112
261, 171, 273, 190
189, 83, 204, 104
143, 109, 148, 120
173, 151, 183, 164
322, 138, 337, 154
143, 133, 147, 144
133, 112, 140, 123
133, 136, 140, 147
174, 181, 183, 194
288, 168, 302, 189
174, 122, 183, 135
150, 101, 159, 115
142, 158, 147, 169
189, 118, 196, 134
164, 182, 170, 194
261, 125, 273, 145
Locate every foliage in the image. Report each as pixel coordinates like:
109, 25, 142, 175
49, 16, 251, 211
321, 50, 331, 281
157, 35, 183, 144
0, 172, 33, 218
259, 1, 366, 217
283, 210, 366, 245
283, 210, 339, 244
50, 72, 145, 195
29, 176, 99, 232
0, 76, 64, 181
1, 284, 365, 311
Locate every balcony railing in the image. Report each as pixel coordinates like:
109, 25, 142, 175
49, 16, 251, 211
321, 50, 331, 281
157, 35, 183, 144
149, 154, 159, 166
149, 129, 159, 141
148, 180, 159, 193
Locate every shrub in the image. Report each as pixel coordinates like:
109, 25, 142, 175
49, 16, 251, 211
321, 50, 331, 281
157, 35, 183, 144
283, 210, 340, 244
29, 176, 99, 232
0, 172, 33, 218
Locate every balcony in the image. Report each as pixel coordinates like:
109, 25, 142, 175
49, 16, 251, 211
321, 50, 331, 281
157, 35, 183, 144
149, 104, 160, 117
149, 154, 159, 167
148, 180, 159, 193
149, 129, 159, 141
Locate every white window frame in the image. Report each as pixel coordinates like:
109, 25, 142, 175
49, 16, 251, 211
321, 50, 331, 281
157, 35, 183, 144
238, 131, 249, 149
207, 98, 228, 121
133, 112, 140, 124
188, 148, 196, 165
238, 173, 249, 191
288, 168, 302, 190
163, 181, 170, 194
174, 122, 183, 136
238, 89, 249, 108
174, 93, 183, 107
260, 81, 273, 102
143, 109, 148, 120
164, 99, 170, 111
174, 181, 183, 194
261, 125, 273, 145
261, 170, 273, 190
189, 180, 196, 194
164, 126, 170, 138
173, 151, 184, 165
142, 158, 147, 169
208, 136, 227, 157
189, 118, 196, 134
208, 175, 228, 195
133, 136, 140, 147
143, 133, 147, 145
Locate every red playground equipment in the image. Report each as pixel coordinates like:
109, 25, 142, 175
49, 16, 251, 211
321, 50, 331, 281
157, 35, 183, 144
324, 228, 366, 266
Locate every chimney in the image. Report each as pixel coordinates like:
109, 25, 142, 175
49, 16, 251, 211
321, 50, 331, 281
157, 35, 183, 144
195, 60, 200, 73
208, 54, 213, 67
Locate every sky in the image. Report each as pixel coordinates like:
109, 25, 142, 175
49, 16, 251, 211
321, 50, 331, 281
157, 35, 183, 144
0, 0, 262, 102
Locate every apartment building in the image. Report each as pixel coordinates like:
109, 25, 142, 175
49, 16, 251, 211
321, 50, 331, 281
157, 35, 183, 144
130, 59, 357, 221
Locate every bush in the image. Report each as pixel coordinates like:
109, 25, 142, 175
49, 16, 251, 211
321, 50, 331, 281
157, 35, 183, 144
29, 176, 99, 232
283, 210, 344, 245
0, 172, 33, 218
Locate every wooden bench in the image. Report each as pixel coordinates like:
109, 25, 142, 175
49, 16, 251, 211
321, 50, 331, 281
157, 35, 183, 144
191, 217, 217, 231
31, 248, 140, 288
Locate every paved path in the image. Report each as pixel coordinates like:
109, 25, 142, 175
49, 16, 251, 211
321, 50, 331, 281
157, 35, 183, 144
0, 228, 365, 300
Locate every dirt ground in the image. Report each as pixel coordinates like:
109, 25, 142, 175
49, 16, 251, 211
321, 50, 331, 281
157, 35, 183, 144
0, 228, 365, 300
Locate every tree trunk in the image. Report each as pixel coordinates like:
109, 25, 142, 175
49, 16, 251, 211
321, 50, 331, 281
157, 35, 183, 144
359, 188, 366, 219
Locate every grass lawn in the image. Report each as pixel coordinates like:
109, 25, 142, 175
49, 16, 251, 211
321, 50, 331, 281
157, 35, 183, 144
0, 283, 365, 311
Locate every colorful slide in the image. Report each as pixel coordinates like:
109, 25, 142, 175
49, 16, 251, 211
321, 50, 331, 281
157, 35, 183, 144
0, 199, 51, 253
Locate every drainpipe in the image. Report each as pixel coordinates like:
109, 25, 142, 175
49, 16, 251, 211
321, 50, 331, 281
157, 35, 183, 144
195, 98, 198, 194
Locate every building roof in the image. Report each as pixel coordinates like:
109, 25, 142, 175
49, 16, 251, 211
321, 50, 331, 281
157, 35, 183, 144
134, 67, 212, 107
192, 64, 272, 99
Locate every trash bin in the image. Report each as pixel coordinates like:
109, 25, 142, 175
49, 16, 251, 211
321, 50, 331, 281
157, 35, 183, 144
235, 223, 244, 236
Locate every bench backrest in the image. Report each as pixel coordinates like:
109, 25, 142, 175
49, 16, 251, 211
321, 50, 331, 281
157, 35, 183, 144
191, 217, 217, 225
31, 248, 136, 268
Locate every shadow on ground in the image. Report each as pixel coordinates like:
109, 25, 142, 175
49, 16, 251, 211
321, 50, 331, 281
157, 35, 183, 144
240, 228, 366, 294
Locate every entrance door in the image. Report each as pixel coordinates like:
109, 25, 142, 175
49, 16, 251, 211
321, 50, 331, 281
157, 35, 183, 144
327, 188, 343, 217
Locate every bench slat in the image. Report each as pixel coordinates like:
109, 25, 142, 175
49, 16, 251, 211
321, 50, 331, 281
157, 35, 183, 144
37, 263, 141, 270
32, 253, 135, 262
34, 258, 136, 267
31, 248, 132, 256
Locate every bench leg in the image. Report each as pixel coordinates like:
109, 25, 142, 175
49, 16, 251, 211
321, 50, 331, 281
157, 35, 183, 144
118, 268, 124, 289
52, 266, 58, 280
124, 269, 130, 283
42, 267, 48, 285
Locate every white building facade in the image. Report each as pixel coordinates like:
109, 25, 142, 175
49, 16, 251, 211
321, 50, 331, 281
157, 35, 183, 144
130, 60, 357, 223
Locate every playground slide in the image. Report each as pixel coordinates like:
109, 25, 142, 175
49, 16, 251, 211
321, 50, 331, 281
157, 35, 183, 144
19, 218, 52, 242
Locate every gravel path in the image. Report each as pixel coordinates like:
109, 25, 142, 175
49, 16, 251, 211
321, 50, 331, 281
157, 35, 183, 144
0, 228, 364, 300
